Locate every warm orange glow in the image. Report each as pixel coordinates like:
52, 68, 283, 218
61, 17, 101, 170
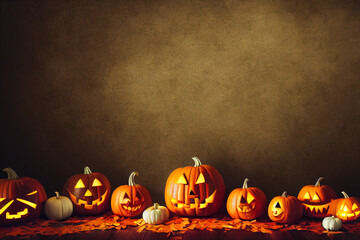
16, 198, 37, 209
26, 190, 38, 196
195, 173, 205, 184
75, 179, 85, 188
303, 192, 310, 199
353, 203, 359, 211
0, 200, 14, 214
312, 193, 320, 201
84, 189, 93, 197
177, 174, 187, 184
6, 208, 28, 219
0, 198, 5, 203
92, 178, 102, 187
247, 192, 255, 203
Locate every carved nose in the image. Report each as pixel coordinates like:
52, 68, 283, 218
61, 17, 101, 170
189, 190, 195, 195
84, 190, 92, 197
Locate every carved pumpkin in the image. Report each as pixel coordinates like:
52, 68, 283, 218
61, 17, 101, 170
111, 172, 152, 217
63, 166, 111, 215
226, 178, 267, 220
0, 168, 47, 225
268, 191, 303, 224
164, 157, 225, 217
297, 177, 337, 218
331, 191, 360, 222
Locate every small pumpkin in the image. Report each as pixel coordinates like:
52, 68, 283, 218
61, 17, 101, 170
268, 191, 303, 224
45, 192, 73, 220
322, 216, 342, 231
297, 177, 337, 218
63, 166, 111, 215
142, 203, 169, 224
0, 168, 47, 225
164, 157, 226, 217
111, 172, 152, 217
226, 178, 267, 220
331, 191, 360, 222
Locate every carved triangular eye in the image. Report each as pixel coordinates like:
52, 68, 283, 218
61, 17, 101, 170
177, 174, 188, 184
75, 179, 85, 188
304, 192, 310, 199
247, 192, 255, 203
124, 192, 130, 199
275, 202, 281, 208
312, 193, 320, 201
195, 173, 205, 184
92, 178, 102, 187
353, 203, 359, 211
343, 204, 350, 212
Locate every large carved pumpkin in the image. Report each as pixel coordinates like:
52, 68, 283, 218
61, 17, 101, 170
268, 191, 303, 224
164, 157, 225, 217
331, 191, 360, 222
111, 172, 152, 217
227, 178, 267, 220
63, 166, 111, 215
0, 168, 47, 225
297, 177, 337, 218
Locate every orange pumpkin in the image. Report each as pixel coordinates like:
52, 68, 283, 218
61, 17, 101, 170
111, 172, 152, 217
63, 166, 111, 215
268, 191, 303, 224
164, 157, 225, 217
0, 168, 47, 225
297, 177, 337, 218
331, 191, 360, 222
226, 178, 267, 220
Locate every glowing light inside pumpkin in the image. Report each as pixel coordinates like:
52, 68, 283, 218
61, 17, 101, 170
272, 202, 284, 217
353, 203, 359, 211
312, 193, 320, 201
75, 179, 85, 188
247, 193, 255, 203
68, 190, 108, 209
16, 198, 37, 209
304, 192, 310, 199
6, 208, 28, 219
0, 200, 14, 215
177, 175, 187, 184
92, 178, 102, 187
195, 173, 205, 184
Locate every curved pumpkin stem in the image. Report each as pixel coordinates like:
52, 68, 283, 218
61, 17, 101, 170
242, 178, 249, 189
84, 166, 92, 174
128, 172, 139, 186
281, 191, 287, 197
154, 203, 159, 209
3, 168, 19, 180
192, 157, 202, 167
55, 191, 60, 199
315, 177, 324, 187
341, 191, 350, 198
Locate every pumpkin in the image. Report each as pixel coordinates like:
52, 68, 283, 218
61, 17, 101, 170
297, 177, 337, 218
322, 216, 342, 231
226, 178, 267, 220
0, 168, 47, 225
164, 157, 226, 217
111, 172, 152, 217
331, 191, 360, 222
45, 192, 73, 220
268, 191, 303, 224
142, 203, 169, 224
63, 166, 111, 215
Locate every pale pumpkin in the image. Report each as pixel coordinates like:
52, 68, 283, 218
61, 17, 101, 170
322, 216, 342, 231
45, 192, 73, 220
142, 203, 169, 224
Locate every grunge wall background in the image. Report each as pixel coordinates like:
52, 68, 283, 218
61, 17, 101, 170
1, 0, 360, 204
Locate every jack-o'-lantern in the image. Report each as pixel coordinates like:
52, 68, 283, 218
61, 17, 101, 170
63, 166, 111, 215
332, 191, 360, 222
164, 157, 226, 217
111, 172, 152, 217
0, 168, 47, 225
226, 178, 267, 220
297, 177, 337, 218
268, 191, 303, 224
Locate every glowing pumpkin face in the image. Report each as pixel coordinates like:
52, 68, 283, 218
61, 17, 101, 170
111, 172, 152, 217
164, 157, 226, 217
333, 192, 360, 222
226, 178, 267, 220
63, 166, 111, 215
297, 177, 337, 218
0, 168, 47, 225
268, 191, 303, 224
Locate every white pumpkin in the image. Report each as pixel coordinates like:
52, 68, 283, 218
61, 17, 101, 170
322, 216, 342, 231
45, 191, 73, 220
142, 203, 169, 224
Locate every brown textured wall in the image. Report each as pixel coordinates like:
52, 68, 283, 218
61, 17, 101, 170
1, 0, 360, 205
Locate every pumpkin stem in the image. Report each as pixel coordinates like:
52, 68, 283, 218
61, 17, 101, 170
281, 191, 287, 197
154, 203, 159, 209
128, 171, 139, 186
341, 191, 349, 198
2, 168, 19, 180
315, 177, 324, 187
192, 157, 202, 167
84, 166, 92, 174
55, 191, 60, 199
242, 178, 249, 189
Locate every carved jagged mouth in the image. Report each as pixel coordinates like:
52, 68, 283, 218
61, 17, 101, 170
272, 209, 284, 218
171, 190, 216, 209
303, 203, 330, 215
338, 211, 360, 219
122, 205, 142, 212
6, 208, 29, 219
237, 202, 256, 213
69, 190, 108, 209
